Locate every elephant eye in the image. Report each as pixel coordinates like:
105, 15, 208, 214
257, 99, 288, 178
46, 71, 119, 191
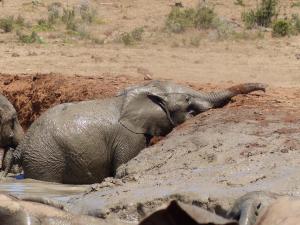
185, 96, 191, 103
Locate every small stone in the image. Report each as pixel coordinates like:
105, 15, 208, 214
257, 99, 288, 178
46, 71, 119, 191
11, 53, 20, 57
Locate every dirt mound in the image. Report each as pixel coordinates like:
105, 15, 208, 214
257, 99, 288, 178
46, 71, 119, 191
62, 89, 300, 222
0, 74, 141, 128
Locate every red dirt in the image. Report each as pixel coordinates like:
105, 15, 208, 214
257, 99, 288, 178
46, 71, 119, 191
0, 73, 141, 128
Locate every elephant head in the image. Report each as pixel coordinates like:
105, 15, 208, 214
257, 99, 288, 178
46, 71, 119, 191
119, 90, 213, 137
118, 81, 266, 137
0, 95, 24, 169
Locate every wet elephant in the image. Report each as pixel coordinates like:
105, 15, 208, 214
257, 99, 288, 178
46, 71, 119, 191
0, 94, 24, 175
12, 81, 266, 184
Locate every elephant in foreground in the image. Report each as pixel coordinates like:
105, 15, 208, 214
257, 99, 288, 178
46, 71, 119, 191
12, 81, 266, 184
0, 94, 24, 175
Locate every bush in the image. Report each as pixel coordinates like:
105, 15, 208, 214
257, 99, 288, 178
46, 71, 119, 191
272, 19, 292, 37
17, 31, 43, 44
79, 2, 97, 23
62, 8, 77, 30
291, 14, 300, 33
194, 6, 216, 29
121, 27, 144, 45
0, 16, 14, 32
242, 0, 278, 28
166, 7, 196, 33
166, 6, 216, 33
48, 3, 61, 24
34, 19, 53, 32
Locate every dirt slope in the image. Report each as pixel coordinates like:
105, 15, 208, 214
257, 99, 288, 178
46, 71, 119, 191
59, 86, 300, 224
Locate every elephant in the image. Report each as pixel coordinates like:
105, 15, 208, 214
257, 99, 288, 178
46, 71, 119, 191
0, 94, 24, 175
227, 191, 280, 225
11, 81, 266, 184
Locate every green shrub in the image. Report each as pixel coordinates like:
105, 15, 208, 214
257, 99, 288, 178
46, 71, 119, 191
291, 14, 300, 33
166, 7, 196, 33
166, 6, 216, 33
17, 31, 44, 44
272, 19, 292, 36
234, 0, 245, 6
242, 10, 257, 29
121, 27, 144, 45
34, 19, 53, 32
242, 0, 278, 28
291, 1, 300, 7
194, 6, 216, 29
190, 36, 201, 47
0, 16, 14, 32
62, 8, 77, 30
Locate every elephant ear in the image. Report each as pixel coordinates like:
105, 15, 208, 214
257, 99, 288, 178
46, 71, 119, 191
119, 92, 174, 135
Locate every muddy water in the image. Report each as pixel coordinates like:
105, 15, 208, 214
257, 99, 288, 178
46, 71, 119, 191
0, 176, 87, 202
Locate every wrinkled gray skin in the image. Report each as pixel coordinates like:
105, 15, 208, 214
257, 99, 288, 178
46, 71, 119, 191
227, 191, 280, 225
0, 94, 24, 175
13, 81, 266, 184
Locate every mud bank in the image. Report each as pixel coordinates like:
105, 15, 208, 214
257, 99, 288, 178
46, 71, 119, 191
59, 91, 300, 223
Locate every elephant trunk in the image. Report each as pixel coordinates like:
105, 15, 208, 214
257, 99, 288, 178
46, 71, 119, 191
12, 122, 24, 148
197, 83, 267, 108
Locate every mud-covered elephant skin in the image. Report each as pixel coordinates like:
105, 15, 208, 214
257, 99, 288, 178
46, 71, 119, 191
0, 194, 108, 225
14, 81, 266, 184
227, 191, 280, 225
0, 94, 24, 175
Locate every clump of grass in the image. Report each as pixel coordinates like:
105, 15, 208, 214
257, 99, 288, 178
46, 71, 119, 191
33, 19, 54, 32
0, 16, 26, 32
79, 1, 97, 23
62, 7, 77, 31
242, 0, 278, 29
190, 36, 201, 47
0, 16, 14, 32
17, 31, 43, 44
47, 3, 61, 24
120, 27, 144, 45
234, 0, 245, 6
166, 6, 216, 33
291, 14, 300, 33
291, 1, 300, 7
272, 19, 292, 36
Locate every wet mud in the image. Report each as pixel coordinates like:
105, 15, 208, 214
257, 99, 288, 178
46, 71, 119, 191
0, 74, 299, 224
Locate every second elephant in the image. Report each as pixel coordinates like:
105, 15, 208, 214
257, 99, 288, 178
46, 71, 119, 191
14, 81, 266, 184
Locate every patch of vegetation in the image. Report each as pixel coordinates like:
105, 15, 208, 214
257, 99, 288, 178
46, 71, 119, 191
33, 19, 54, 32
242, 0, 278, 29
166, 6, 216, 33
291, 14, 300, 33
0, 16, 14, 32
47, 3, 61, 24
190, 36, 201, 47
17, 31, 43, 44
291, 1, 300, 7
0, 16, 26, 32
120, 27, 144, 45
79, 2, 97, 23
234, 0, 245, 7
272, 19, 292, 37
62, 7, 77, 31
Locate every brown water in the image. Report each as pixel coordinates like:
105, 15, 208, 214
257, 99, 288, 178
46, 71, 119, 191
0, 177, 87, 202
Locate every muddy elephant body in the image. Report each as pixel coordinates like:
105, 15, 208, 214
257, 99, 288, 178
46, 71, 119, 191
0, 94, 24, 173
16, 81, 266, 184
20, 98, 147, 184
